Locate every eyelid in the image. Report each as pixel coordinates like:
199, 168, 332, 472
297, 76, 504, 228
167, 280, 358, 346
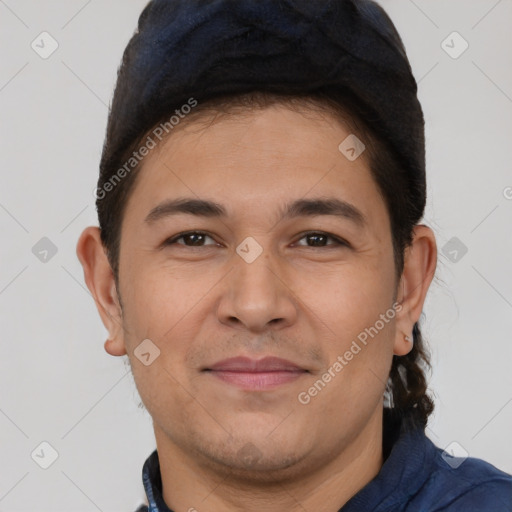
164, 230, 350, 248
165, 230, 218, 246
292, 231, 350, 248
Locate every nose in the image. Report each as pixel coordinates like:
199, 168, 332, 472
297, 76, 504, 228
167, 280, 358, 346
216, 248, 298, 333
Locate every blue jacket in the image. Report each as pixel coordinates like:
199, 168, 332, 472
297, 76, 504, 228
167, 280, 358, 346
134, 409, 512, 511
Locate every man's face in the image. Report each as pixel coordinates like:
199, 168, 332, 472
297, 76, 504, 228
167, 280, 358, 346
116, 104, 399, 477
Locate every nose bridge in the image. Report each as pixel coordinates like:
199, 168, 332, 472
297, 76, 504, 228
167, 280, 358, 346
216, 237, 296, 330
235, 242, 275, 293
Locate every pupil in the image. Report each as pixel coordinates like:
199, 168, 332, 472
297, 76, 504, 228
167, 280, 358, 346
187, 234, 204, 246
309, 234, 325, 246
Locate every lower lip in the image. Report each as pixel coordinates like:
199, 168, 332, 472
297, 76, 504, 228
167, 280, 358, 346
206, 370, 307, 390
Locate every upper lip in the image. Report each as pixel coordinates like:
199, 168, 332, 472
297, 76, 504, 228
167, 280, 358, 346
205, 356, 307, 372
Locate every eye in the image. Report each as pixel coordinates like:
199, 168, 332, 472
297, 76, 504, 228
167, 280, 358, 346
293, 231, 349, 248
165, 231, 218, 247
163, 230, 349, 249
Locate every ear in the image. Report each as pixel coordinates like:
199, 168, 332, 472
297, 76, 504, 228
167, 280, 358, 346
393, 224, 437, 356
76, 226, 127, 356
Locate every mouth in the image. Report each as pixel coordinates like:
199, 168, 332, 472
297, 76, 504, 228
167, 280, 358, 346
202, 356, 309, 391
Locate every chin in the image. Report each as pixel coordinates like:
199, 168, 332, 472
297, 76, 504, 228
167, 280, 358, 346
190, 428, 320, 483
209, 448, 313, 484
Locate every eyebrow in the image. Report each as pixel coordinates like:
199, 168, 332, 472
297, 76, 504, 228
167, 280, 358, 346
144, 197, 367, 228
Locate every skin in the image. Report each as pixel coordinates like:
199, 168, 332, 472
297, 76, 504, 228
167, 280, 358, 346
77, 103, 437, 512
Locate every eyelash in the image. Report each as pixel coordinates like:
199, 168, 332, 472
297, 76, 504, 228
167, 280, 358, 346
164, 230, 350, 249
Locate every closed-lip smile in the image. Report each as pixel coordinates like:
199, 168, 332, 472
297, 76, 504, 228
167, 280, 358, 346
204, 356, 308, 390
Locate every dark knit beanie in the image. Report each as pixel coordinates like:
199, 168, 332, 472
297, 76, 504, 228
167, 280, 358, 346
99, 0, 425, 193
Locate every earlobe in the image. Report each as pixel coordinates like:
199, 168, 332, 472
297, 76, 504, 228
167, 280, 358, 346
393, 331, 414, 356
104, 337, 127, 356
76, 226, 127, 357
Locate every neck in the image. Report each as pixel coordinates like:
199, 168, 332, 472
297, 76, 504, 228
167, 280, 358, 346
154, 407, 384, 512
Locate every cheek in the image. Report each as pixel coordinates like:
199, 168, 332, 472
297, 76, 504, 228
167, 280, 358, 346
304, 265, 396, 384
121, 267, 200, 407
121, 264, 205, 341
130, 356, 200, 441
296, 261, 393, 331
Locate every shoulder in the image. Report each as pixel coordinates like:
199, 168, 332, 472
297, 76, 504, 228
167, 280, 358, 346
412, 440, 512, 511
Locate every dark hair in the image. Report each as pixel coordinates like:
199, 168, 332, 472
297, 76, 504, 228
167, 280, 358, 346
96, 0, 435, 429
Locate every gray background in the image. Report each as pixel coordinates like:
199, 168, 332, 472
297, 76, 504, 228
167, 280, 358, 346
1, 0, 511, 510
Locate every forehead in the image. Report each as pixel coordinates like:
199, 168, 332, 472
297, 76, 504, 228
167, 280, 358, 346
122, 103, 389, 236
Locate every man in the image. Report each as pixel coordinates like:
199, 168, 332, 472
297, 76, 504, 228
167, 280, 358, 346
76, 0, 512, 510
